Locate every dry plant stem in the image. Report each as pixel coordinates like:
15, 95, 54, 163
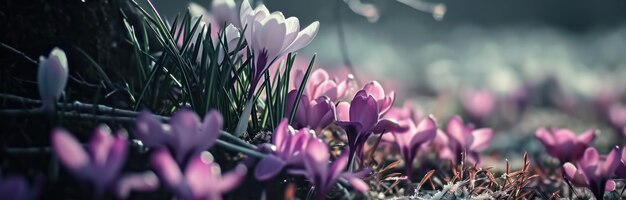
0, 42, 37, 64
0, 93, 256, 150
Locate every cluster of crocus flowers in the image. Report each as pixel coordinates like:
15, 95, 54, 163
336, 81, 403, 168
433, 116, 493, 165
563, 146, 621, 200
534, 128, 596, 164
37, 47, 68, 111
285, 90, 336, 131
254, 119, 315, 180
151, 149, 246, 200
134, 109, 223, 164
303, 138, 369, 200
51, 125, 158, 198
239, 0, 319, 94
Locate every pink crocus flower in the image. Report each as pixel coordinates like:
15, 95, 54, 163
293, 68, 355, 102
37, 47, 68, 111
239, 0, 319, 95
437, 116, 493, 165
254, 119, 315, 180
608, 103, 626, 133
336, 89, 405, 167
563, 146, 621, 200
151, 149, 247, 200
535, 128, 596, 164
134, 109, 223, 164
285, 90, 336, 131
460, 89, 495, 120
303, 139, 369, 200
391, 116, 437, 181
52, 126, 158, 198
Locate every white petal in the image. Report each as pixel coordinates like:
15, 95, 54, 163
256, 13, 286, 60
281, 17, 300, 50
282, 21, 319, 54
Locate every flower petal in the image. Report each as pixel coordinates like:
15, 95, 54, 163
151, 149, 184, 189
199, 110, 223, 150
115, 172, 159, 199
469, 128, 493, 151
602, 146, 622, 178
52, 128, 89, 171
89, 125, 114, 166
134, 111, 166, 147
254, 155, 286, 180
282, 21, 319, 54
217, 164, 247, 192
336, 102, 351, 122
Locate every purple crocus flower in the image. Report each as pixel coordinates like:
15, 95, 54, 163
439, 116, 493, 165
37, 47, 68, 111
254, 119, 314, 180
535, 128, 596, 164
336, 90, 404, 167
0, 171, 40, 200
391, 116, 437, 181
563, 146, 621, 200
303, 139, 369, 200
239, 0, 319, 95
134, 109, 223, 164
52, 126, 158, 198
151, 149, 247, 200
285, 90, 336, 131
615, 147, 626, 179
361, 81, 395, 115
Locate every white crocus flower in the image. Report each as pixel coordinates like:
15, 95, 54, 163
211, 0, 240, 28
37, 47, 68, 111
239, 0, 320, 86
218, 24, 242, 62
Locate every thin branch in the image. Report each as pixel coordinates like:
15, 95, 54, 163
0, 42, 37, 64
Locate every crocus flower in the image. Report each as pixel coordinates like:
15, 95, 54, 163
608, 103, 626, 132
336, 90, 404, 167
0, 171, 40, 200
460, 89, 495, 120
615, 147, 626, 179
134, 109, 223, 164
254, 119, 314, 180
535, 128, 596, 164
293, 68, 355, 102
391, 116, 437, 181
211, 0, 240, 28
563, 146, 621, 200
361, 81, 394, 115
52, 126, 158, 198
285, 90, 336, 131
151, 149, 247, 200
303, 139, 369, 200
37, 47, 68, 111
239, 0, 320, 94
439, 116, 493, 165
